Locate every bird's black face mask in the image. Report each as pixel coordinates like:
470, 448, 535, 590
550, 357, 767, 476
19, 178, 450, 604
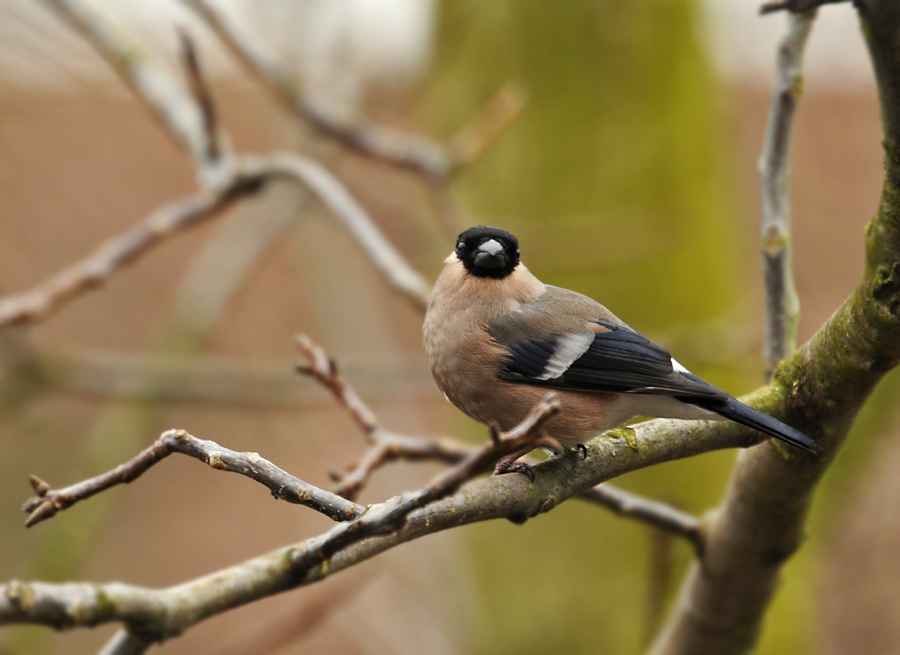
454, 226, 520, 280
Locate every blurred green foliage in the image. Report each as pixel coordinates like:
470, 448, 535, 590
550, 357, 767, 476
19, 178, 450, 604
425, 0, 737, 329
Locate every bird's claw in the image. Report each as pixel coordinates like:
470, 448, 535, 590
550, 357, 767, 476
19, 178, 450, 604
571, 443, 588, 460
493, 460, 535, 482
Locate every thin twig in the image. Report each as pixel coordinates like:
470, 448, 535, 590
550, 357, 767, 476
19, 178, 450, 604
291, 394, 561, 569
297, 331, 706, 546
296, 333, 473, 498
0, 188, 257, 327
0, 148, 430, 329
22, 429, 364, 527
759, 9, 816, 380
182, 0, 450, 178
296, 334, 381, 441
178, 28, 221, 164
243, 153, 431, 311
1, 406, 782, 643
41, 0, 229, 186
182, 0, 526, 181
579, 484, 704, 555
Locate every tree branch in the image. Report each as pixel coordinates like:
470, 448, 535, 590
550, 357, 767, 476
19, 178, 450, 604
178, 29, 221, 165
18, 1, 434, 330
0, 187, 255, 327
21, 429, 364, 528
182, 0, 523, 181
41, 0, 230, 187
296, 330, 704, 549
759, 10, 815, 380
0, 147, 431, 329
182, 0, 447, 177
242, 153, 431, 311
3, 406, 768, 643
580, 485, 705, 555
651, 3, 900, 652
295, 333, 475, 499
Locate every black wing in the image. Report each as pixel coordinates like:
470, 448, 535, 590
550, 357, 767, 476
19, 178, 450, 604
492, 314, 819, 454
495, 319, 724, 400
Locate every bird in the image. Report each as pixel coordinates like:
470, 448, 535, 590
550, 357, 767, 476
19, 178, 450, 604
423, 225, 817, 474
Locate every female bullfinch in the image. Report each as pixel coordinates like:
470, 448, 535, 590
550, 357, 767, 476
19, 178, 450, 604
423, 226, 817, 473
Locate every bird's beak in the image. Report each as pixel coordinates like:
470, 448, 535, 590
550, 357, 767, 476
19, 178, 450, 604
474, 239, 506, 269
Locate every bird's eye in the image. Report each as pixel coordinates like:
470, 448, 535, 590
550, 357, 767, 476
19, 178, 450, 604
456, 241, 465, 252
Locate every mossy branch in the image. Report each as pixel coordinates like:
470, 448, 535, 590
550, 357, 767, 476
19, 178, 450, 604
651, 3, 900, 653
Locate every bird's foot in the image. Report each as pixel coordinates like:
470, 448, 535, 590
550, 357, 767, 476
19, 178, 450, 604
493, 458, 535, 481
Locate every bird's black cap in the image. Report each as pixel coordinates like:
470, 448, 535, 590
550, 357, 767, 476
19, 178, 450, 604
455, 226, 520, 279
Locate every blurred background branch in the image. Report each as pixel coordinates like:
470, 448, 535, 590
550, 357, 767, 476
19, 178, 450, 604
759, 10, 815, 380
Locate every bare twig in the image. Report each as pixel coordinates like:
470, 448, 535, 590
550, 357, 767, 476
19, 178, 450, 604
297, 332, 706, 546
291, 394, 561, 568
0, 148, 430, 329
41, 0, 230, 187
0, 406, 787, 645
759, 9, 816, 380
296, 333, 474, 498
330, 431, 477, 500
178, 29, 221, 164
295, 334, 382, 442
759, 0, 847, 14
182, 0, 525, 181
22, 429, 364, 528
244, 153, 431, 310
182, 0, 450, 178
0, 187, 257, 327
580, 484, 704, 554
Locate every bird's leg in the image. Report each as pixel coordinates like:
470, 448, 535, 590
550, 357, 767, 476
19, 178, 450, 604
538, 434, 564, 456
493, 430, 563, 480
493, 445, 540, 481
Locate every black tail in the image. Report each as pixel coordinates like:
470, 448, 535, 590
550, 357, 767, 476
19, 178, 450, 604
685, 397, 819, 454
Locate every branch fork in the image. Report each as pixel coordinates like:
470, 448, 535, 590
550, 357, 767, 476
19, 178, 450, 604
21, 429, 365, 528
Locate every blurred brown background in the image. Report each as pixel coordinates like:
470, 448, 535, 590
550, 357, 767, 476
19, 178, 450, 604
1, 1, 898, 654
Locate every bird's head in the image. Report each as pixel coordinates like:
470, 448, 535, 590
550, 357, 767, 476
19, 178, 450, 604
453, 226, 520, 280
